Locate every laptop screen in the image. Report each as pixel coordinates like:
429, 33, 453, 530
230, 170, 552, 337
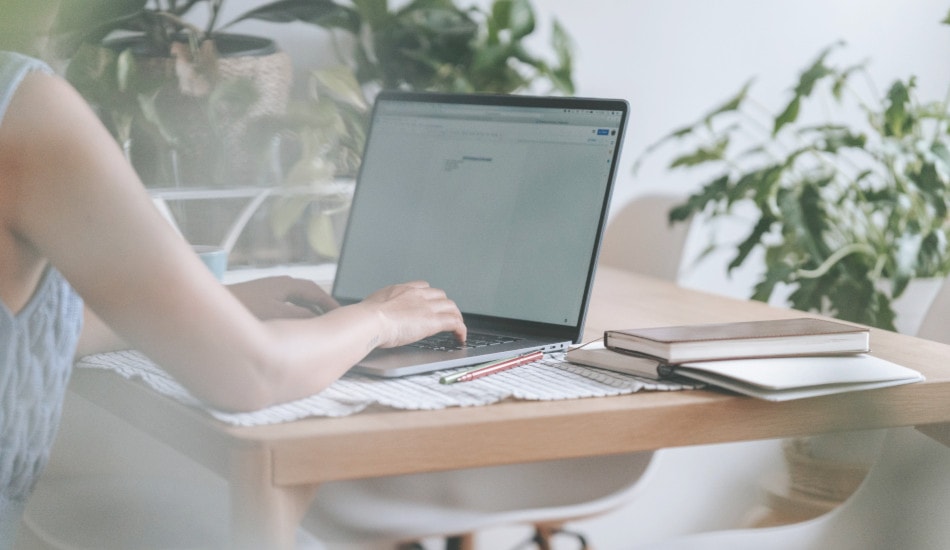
333, 92, 628, 332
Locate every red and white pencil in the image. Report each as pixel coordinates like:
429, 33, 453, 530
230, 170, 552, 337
440, 350, 545, 384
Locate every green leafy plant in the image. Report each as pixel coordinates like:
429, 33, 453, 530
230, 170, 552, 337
250, 0, 574, 189
237, 0, 575, 95
266, 66, 370, 258
637, 36, 950, 331
55, 1, 303, 186
57, 0, 573, 178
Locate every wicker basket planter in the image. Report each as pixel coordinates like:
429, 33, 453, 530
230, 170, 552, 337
104, 33, 293, 187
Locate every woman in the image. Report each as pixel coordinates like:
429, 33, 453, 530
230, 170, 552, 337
0, 3, 466, 544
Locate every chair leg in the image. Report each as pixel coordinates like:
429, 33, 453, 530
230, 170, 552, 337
532, 523, 590, 550
446, 533, 475, 550
396, 533, 474, 550
397, 526, 588, 550
509, 523, 590, 550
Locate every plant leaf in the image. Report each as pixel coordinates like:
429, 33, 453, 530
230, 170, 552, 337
136, 90, 179, 145
115, 48, 136, 93
773, 96, 800, 135
883, 78, 915, 137
669, 136, 729, 168
231, 0, 361, 32
490, 0, 512, 28
794, 59, 832, 97
703, 80, 753, 125
831, 62, 865, 100
917, 230, 949, 277
548, 20, 575, 94
308, 212, 340, 258
728, 214, 774, 272
668, 174, 730, 223
732, 164, 782, 207
809, 125, 867, 153
751, 261, 795, 302
507, 0, 537, 39
271, 195, 312, 238
311, 66, 369, 109
52, 0, 148, 52
781, 179, 833, 262
630, 122, 697, 175
551, 19, 573, 70
773, 42, 844, 135
826, 278, 896, 330
787, 274, 831, 314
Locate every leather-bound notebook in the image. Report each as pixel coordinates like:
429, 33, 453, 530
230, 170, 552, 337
566, 340, 666, 379
604, 317, 870, 364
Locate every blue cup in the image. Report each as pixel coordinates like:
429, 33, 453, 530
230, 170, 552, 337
192, 245, 228, 280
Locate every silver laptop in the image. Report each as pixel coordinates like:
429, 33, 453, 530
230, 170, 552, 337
333, 91, 629, 377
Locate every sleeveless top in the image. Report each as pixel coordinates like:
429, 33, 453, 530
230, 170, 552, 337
0, 52, 84, 547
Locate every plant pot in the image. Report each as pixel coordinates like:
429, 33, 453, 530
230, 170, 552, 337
105, 33, 293, 187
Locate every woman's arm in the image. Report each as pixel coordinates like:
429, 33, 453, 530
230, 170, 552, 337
226, 276, 340, 319
3, 71, 465, 412
76, 306, 127, 358
75, 276, 342, 357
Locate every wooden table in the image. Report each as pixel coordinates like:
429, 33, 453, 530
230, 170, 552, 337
68, 266, 950, 548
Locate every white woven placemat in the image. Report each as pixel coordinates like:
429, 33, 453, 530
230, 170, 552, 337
76, 351, 701, 427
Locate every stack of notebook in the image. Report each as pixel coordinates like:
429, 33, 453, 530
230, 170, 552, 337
566, 317, 924, 401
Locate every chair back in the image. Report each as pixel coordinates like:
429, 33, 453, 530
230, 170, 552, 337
916, 277, 950, 344
600, 194, 692, 281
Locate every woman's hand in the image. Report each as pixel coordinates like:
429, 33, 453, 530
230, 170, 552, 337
228, 276, 339, 320
361, 281, 467, 348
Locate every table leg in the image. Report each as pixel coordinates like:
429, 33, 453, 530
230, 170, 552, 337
229, 446, 319, 549
917, 422, 950, 448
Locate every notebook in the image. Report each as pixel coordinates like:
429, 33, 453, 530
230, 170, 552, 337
332, 91, 629, 377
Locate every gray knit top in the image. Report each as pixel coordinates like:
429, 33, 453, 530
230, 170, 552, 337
0, 51, 84, 548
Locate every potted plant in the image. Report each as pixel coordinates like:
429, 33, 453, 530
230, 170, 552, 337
260, 0, 577, 259
636, 34, 950, 331
54, 0, 359, 264
53, 0, 300, 187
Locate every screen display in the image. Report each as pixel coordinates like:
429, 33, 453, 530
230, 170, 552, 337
333, 94, 627, 328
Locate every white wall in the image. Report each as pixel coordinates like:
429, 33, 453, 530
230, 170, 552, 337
221, 0, 950, 298
523, 0, 950, 299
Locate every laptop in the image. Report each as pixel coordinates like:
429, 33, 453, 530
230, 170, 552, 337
332, 91, 629, 377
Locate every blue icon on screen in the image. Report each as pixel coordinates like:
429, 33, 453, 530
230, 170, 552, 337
597, 129, 609, 135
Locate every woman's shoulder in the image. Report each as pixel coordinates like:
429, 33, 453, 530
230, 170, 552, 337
0, 51, 53, 119
0, 51, 52, 79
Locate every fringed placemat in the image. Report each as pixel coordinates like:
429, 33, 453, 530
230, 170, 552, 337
76, 351, 701, 427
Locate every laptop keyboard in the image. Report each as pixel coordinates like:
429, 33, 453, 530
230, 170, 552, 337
408, 331, 522, 352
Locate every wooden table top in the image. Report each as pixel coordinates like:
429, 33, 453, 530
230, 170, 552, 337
70, 266, 950, 487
